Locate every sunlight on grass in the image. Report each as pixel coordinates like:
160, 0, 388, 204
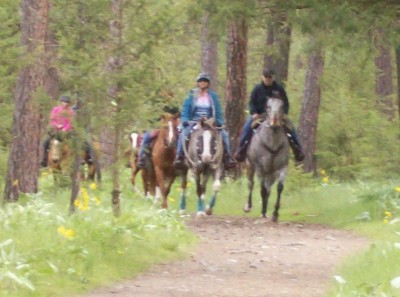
0, 168, 196, 297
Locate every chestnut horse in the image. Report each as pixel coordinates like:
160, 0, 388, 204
244, 97, 289, 222
151, 112, 187, 209
128, 132, 157, 197
181, 118, 223, 217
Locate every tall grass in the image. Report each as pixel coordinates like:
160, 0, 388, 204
213, 167, 400, 297
2, 164, 400, 296
0, 169, 196, 297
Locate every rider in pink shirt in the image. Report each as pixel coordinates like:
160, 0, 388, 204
50, 103, 74, 132
41, 95, 75, 167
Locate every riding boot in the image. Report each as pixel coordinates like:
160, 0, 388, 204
173, 154, 185, 169
41, 138, 50, 167
41, 151, 48, 167
234, 142, 248, 162
136, 154, 146, 169
136, 131, 151, 169
224, 154, 236, 169
85, 143, 94, 165
289, 141, 305, 162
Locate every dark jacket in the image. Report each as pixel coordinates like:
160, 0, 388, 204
180, 88, 224, 127
249, 81, 289, 115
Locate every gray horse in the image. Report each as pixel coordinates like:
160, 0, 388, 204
244, 97, 289, 222
181, 118, 224, 217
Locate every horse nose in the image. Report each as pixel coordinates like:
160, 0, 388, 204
201, 153, 212, 163
270, 116, 280, 127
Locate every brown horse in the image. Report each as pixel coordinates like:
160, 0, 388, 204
48, 135, 99, 182
151, 112, 187, 209
128, 132, 157, 197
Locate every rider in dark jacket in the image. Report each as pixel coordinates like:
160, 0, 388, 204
234, 68, 304, 162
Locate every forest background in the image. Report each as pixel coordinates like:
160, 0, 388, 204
0, 0, 399, 203
0, 1, 399, 296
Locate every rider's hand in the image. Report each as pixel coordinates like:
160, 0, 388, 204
252, 114, 260, 120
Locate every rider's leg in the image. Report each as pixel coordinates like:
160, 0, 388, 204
41, 137, 51, 167
173, 125, 190, 168
84, 140, 94, 165
137, 131, 151, 168
221, 129, 236, 168
284, 118, 305, 162
234, 116, 253, 162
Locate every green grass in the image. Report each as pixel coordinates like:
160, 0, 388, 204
2, 165, 400, 297
0, 168, 197, 297
212, 167, 400, 297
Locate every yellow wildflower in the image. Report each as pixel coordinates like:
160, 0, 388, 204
94, 197, 101, 205
320, 169, 326, 176
395, 187, 400, 193
168, 196, 175, 202
322, 176, 329, 184
89, 183, 97, 190
383, 219, 389, 224
384, 211, 392, 218
41, 171, 49, 177
57, 226, 75, 239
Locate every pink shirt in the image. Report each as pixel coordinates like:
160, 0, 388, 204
50, 105, 74, 131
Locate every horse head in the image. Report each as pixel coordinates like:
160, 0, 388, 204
264, 96, 285, 130
49, 137, 62, 165
192, 118, 222, 166
159, 112, 180, 148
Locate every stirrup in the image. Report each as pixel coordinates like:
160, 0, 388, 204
137, 156, 146, 168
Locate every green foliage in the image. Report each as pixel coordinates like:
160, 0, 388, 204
0, 0, 19, 147
0, 172, 195, 297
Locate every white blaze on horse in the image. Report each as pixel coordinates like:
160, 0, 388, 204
181, 118, 223, 217
244, 97, 289, 222
151, 113, 187, 209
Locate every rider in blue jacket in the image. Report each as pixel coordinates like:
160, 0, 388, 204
173, 73, 236, 169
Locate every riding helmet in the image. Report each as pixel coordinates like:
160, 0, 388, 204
262, 68, 275, 77
59, 95, 71, 103
196, 73, 211, 83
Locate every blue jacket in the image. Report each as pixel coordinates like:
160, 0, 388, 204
180, 88, 224, 127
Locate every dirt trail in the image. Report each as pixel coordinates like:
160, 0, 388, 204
83, 216, 369, 297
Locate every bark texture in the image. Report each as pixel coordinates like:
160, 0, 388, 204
373, 29, 394, 121
298, 47, 324, 174
201, 13, 218, 90
4, 0, 50, 202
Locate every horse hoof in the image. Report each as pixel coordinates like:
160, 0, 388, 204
196, 211, 206, 218
243, 204, 251, 213
272, 216, 278, 222
205, 207, 212, 216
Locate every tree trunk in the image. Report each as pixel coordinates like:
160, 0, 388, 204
201, 13, 218, 90
263, 10, 292, 85
396, 46, 400, 123
108, 0, 124, 216
4, 0, 50, 202
225, 18, 248, 176
373, 29, 394, 121
298, 46, 325, 174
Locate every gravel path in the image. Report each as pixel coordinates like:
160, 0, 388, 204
82, 215, 369, 297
